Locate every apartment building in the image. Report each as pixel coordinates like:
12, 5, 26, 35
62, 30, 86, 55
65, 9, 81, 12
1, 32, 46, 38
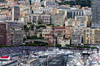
91, 0, 100, 28
30, 14, 51, 24
83, 28, 100, 44
51, 14, 65, 26
12, 5, 20, 21
0, 22, 7, 46
65, 27, 74, 38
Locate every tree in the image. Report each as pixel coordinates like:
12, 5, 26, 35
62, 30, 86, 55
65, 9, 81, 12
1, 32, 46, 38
36, 25, 46, 29
33, 20, 35, 23
52, 25, 54, 27
24, 37, 27, 41
14, 0, 17, 2
41, 43, 47, 46
58, 0, 91, 7
41, 0, 44, 2
41, 5, 44, 7
27, 22, 31, 24
63, 35, 65, 38
27, 36, 31, 39
24, 25, 29, 36
25, 27, 29, 32
66, 44, 71, 47
61, 0, 65, 2
55, 44, 61, 47
38, 20, 43, 24
47, 24, 51, 26
40, 33, 42, 37
30, 24, 34, 30
70, 39, 72, 45
31, 35, 37, 39
43, 11, 45, 14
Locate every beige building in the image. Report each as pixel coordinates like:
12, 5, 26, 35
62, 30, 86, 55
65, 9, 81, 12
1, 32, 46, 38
75, 16, 89, 28
57, 9, 66, 19
83, 28, 100, 44
42, 26, 53, 37
51, 14, 65, 26
65, 27, 74, 38
65, 19, 76, 27
57, 37, 70, 47
57, 37, 63, 45
62, 39, 70, 47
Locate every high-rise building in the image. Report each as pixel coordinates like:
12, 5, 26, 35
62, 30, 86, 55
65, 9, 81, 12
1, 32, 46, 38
6, 21, 24, 46
0, 23, 7, 46
0, 21, 24, 46
91, 0, 100, 28
12, 5, 20, 21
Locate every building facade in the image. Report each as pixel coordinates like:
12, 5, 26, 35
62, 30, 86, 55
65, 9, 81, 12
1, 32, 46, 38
72, 35, 81, 45
30, 14, 51, 24
83, 28, 95, 44
31, 0, 40, 4
65, 27, 74, 38
91, 0, 100, 28
41, 14, 51, 24
6, 21, 24, 46
83, 28, 100, 44
54, 27, 65, 37
0, 23, 7, 46
66, 9, 84, 18
12, 5, 20, 21
65, 19, 75, 27
42, 26, 53, 37
51, 14, 65, 26
13, 29, 24, 45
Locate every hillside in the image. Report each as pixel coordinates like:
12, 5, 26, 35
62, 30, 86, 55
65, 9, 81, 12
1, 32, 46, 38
58, 0, 91, 7
0, 0, 5, 2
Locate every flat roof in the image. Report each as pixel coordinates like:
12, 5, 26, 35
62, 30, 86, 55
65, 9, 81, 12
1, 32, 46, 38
27, 58, 37, 63
1, 60, 17, 66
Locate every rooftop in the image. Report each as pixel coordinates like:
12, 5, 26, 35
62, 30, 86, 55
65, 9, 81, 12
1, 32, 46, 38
54, 27, 65, 29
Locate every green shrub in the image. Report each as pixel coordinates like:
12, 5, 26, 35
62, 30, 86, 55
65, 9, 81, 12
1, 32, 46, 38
55, 44, 61, 47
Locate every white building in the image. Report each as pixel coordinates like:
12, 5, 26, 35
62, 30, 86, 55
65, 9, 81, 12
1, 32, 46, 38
72, 35, 81, 45
31, 0, 41, 4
